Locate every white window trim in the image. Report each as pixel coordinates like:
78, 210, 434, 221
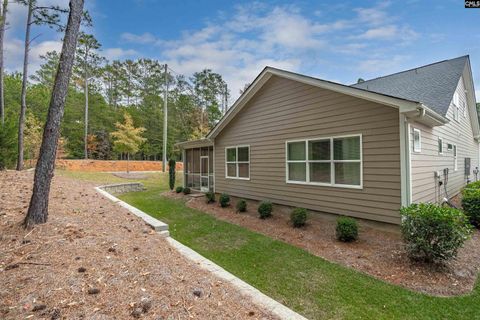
285, 134, 363, 190
453, 144, 458, 171
225, 145, 250, 180
413, 128, 421, 153
438, 137, 443, 155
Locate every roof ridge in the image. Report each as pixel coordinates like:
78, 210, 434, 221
352, 55, 469, 86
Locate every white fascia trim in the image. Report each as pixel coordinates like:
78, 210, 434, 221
207, 67, 425, 139
462, 59, 480, 140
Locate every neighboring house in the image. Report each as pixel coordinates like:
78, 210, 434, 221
177, 56, 480, 224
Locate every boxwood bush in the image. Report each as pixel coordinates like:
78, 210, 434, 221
400, 203, 472, 263
175, 186, 183, 193
466, 180, 480, 189
290, 208, 308, 227
236, 199, 247, 213
336, 217, 358, 242
462, 188, 480, 227
219, 193, 230, 207
183, 187, 191, 195
205, 191, 216, 204
258, 201, 273, 219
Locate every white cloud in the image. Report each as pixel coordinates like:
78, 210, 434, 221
357, 25, 418, 42
103, 48, 138, 60
121, 32, 158, 45
357, 55, 409, 74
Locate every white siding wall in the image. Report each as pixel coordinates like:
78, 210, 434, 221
410, 75, 480, 203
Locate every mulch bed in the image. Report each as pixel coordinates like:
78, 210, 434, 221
165, 192, 480, 297
0, 171, 275, 320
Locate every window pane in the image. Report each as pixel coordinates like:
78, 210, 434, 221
288, 142, 306, 161
309, 139, 330, 160
334, 137, 360, 160
335, 163, 361, 186
288, 163, 306, 181
238, 163, 249, 178
238, 147, 249, 162
310, 163, 331, 183
227, 148, 236, 162
227, 163, 237, 177
438, 139, 443, 153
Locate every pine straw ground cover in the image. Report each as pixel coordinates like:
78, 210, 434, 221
0, 171, 275, 320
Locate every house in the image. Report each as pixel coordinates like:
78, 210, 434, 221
176, 56, 480, 224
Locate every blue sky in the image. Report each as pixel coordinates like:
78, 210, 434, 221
5, 0, 480, 100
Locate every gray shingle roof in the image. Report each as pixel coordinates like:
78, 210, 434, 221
351, 56, 468, 116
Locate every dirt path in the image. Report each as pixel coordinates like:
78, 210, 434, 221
0, 171, 275, 320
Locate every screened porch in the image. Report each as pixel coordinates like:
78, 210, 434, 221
182, 142, 214, 192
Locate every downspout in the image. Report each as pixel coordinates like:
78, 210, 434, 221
399, 113, 412, 208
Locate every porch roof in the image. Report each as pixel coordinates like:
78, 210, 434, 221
175, 138, 213, 149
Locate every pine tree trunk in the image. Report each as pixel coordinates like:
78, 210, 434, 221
83, 49, 88, 159
0, 0, 8, 126
17, 0, 33, 171
24, 0, 85, 229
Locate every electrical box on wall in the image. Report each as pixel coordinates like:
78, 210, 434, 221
465, 158, 471, 176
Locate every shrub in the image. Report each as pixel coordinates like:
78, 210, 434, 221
168, 159, 176, 190
236, 199, 247, 213
290, 208, 308, 227
183, 187, 191, 195
336, 217, 358, 242
465, 180, 480, 189
219, 193, 230, 207
462, 188, 480, 228
258, 201, 273, 219
400, 203, 472, 263
205, 191, 216, 204
175, 186, 183, 193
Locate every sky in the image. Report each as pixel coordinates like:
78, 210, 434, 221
5, 0, 480, 101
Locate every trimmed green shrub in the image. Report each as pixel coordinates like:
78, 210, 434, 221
168, 159, 176, 190
183, 187, 191, 195
400, 203, 472, 263
175, 186, 183, 193
465, 180, 480, 189
205, 191, 216, 204
236, 199, 247, 213
462, 188, 480, 228
219, 193, 230, 207
336, 217, 358, 242
258, 201, 273, 219
290, 208, 308, 227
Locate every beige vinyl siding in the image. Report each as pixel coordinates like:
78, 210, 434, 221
410, 75, 480, 203
214, 75, 402, 224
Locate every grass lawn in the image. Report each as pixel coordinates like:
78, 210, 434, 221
64, 171, 479, 319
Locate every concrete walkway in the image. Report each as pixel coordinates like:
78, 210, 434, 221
95, 183, 308, 320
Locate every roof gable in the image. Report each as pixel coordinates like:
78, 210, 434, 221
207, 67, 423, 139
352, 56, 468, 116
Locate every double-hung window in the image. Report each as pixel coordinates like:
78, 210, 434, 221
453, 92, 459, 121
438, 137, 443, 155
286, 134, 362, 188
413, 128, 421, 152
226, 146, 250, 179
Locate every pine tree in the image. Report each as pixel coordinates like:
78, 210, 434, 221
111, 112, 145, 173
24, 0, 85, 229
